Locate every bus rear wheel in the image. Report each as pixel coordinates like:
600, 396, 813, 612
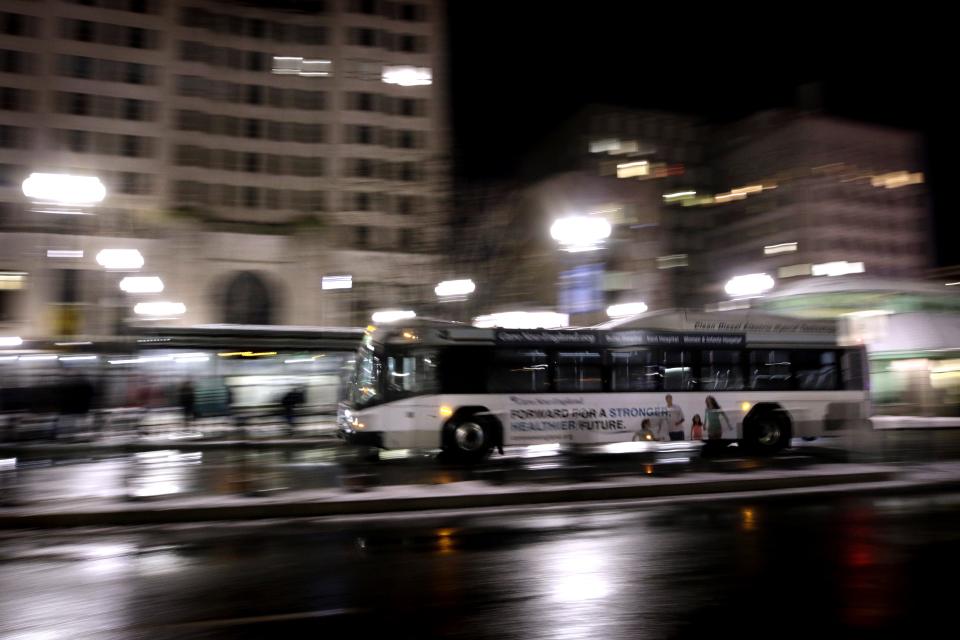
742, 411, 791, 455
442, 416, 496, 463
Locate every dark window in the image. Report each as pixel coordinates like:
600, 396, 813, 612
75, 20, 95, 42
748, 350, 792, 391
355, 92, 374, 111
609, 349, 659, 391
125, 63, 145, 84
246, 85, 263, 105
356, 192, 370, 210
398, 196, 414, 215
245, 119, 261, 138
127, 27, 145, 48
2, 13, 25, 36
555, 351, 603, 392
437, 347, 489, 394
246, 51, 264, 71
120, 172, 137, 194
243, 186, 259, 208
355, 159, 374, 177
356, 125, 373, 144
244, 153, 260, 173
794, 350, 838, 390
248, 19, 265, 38
355, 226, 369, 248
399, 98, 417, 116
68, 130, 88, 152
121, 135, 139, 157
1, 49, 29, 73
123, 98, 142, 120
57, 269, 79, 304
700, 350, 744, 391
662, 350, 695, 391
399, 130, 416, 148
70, 93, 90, 116
399, 228, 413, 249
488, 349, 550, 393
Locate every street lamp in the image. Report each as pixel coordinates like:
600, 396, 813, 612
724, 273, 775, 297
134, 301, 186, 317
606, 302, 648, 318
371, 309, 416, 323
549, 215, 612, 252
21, 172, 106, 211
435, 279, 475, 298
96, 249, 144, 270
119, 276, 164, 294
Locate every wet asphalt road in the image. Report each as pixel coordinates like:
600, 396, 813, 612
1, 488, 958, 639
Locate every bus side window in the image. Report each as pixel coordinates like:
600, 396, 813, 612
662, 350, 695, 391
794, 350, 838, 390
608, 349, 659, 391
700, 350, 744, 391
386, 351, 439, 398
554, 351, 602, 392
749, 350, 792, 390
488, 349, 550, 393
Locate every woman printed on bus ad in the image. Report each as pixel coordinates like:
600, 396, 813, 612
704, 395, 731, 440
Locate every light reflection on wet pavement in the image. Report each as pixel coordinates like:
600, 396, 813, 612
0, 491, 958, 638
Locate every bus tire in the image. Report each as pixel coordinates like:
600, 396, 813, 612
742, 408, 792, 455
442, 415, 498, 463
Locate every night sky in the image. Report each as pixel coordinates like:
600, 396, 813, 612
446, 2, 956, 267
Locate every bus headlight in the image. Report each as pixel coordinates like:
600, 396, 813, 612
439, 406, 453, 418
741, 401, 752, 413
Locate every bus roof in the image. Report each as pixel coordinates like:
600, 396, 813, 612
367, 309, 839, 348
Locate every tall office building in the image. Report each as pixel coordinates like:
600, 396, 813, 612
0, 0, 448, 336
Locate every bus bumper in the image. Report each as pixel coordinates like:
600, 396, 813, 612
339, 428, 384, 448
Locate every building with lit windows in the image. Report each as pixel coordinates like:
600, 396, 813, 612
462, 106, 933, 326
0, 0, 448, 338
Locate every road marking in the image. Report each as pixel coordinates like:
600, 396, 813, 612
150, 608, 358, 630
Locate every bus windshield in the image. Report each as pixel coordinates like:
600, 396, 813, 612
350, 344, 381, 408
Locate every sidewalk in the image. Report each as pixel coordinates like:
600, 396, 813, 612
3, 462, 959, 529
0, 420, 340, 456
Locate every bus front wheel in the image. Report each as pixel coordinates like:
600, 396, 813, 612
442, 416, 497, 463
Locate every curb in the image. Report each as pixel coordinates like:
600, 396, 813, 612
0, 468, 914, 529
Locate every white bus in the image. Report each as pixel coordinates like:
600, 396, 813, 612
339, 310, 870, 461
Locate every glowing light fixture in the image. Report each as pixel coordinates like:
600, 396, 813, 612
725, 273, 775, 297
133, 301, 185, 317
550, 215, 612, 252
96, 249, 143, 270
119, 276, 164, 294
371, 309, 416, 323
435, 279, 476, 297
382, 65, 432, 86
606, 302, 648, 318
22, 173, 106, 205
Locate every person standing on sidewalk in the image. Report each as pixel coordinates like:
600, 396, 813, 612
179, 380, 196, 429
281, 386, 305, 436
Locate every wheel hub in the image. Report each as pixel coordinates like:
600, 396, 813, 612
454, 422, 485, 451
